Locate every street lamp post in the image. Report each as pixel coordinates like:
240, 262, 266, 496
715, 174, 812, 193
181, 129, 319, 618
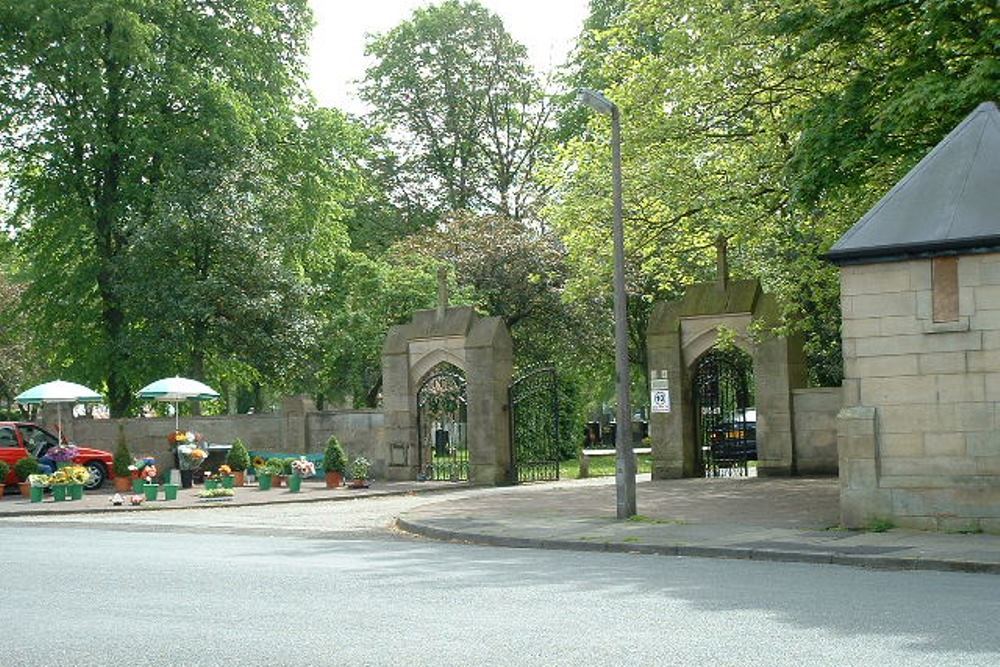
578, 88, 636, 519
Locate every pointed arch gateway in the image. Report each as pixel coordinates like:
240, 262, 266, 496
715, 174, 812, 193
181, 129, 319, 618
381, 305, 513, 484
646, 279, 806, 478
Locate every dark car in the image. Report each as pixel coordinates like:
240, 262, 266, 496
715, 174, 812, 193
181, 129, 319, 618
708, 417, 757, 461
0, 422, 114, 489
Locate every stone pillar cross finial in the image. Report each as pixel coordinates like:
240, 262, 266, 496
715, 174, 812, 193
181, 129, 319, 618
715, 234, 729, 291
436, 265, 449, 319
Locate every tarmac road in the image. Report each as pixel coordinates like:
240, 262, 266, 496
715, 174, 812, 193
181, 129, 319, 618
3, 500, 1000, 667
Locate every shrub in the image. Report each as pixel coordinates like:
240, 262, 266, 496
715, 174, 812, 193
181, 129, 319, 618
350, 456, 371, 480
226, 439, 251, 472
282, 457, 296, 475
322, 436, 347, 474
263, 458, 285, 476
14, 456, 40, 482
0, 460, 9, 482
112, 432, 132, 477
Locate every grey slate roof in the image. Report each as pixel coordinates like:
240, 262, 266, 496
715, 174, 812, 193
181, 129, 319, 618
828, 101, 1000, 264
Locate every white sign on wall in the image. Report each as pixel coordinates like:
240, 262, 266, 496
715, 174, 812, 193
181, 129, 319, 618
651, 389, 671, 413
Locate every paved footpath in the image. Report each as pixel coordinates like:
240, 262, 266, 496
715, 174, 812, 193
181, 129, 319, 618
396, 475, 1000, 575
4, 474, 1000, 574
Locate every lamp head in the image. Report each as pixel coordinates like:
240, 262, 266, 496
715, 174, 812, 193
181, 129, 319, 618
577, 88, 615, 115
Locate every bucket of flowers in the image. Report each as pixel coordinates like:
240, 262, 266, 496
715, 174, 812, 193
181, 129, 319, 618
172, 432, 207, 488
140, 462, 159, 501
27, 473, 49, 503
48, 469, 70, 501
128, 457, 156, 492
63, 464, 91, 500
218, 464, 235, 489
288, 457, 315, 493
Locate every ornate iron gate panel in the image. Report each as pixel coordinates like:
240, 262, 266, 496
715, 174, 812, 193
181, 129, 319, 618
508, 366, 560, 483
417, 364, 469, 481
692, 347, 756, 477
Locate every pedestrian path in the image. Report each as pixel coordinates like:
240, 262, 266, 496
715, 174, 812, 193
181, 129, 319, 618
397, 475, 1000, 575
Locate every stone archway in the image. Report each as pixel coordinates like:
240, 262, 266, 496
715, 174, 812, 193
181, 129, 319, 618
381, 301, 513, 484
646, 278, 806, 478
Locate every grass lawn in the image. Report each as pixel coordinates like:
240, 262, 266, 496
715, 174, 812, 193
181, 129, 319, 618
560, 454, 653, 479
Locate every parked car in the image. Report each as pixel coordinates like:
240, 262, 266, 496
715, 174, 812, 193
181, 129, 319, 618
0, 422, 113, 489
708, 410, 757, 460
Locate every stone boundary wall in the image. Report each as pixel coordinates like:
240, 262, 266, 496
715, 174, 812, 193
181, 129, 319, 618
57, 407, 386, 479
792, 387, 840, 474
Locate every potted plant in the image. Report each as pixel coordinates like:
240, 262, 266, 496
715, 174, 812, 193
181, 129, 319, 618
349, 456, 371, 489
266, 458, 287, 488
252, 456, 272, 490
27, 473, 49, 503
0, 460, 9, 498
172, 431, 208, 488
226, 439, 251, 487
64, 464, 90, 500
49, 469, 69, 501
323, 436, 347, 488
112, 434, 133, 492
217, 464, 235, 489
288, 457, 315, 493
47, 444, 80, 468
14, 456, 40, 498
129, 457, 156, 493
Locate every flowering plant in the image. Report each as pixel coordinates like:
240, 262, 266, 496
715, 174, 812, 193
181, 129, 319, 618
199, 487, 235, 499
47, 445, 80, 463
173, 432, 207, 470
349, 456, 371, 481
48, 470, 70, 486
128, 457, 157, 479
217, 464, 232, 477
63, 465, 92, 485
28, 473, 50, 488
263, 458, 285, 476
290, 457, 315, 478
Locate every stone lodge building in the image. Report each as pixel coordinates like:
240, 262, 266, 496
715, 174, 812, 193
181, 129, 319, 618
829, 101, 1000, 531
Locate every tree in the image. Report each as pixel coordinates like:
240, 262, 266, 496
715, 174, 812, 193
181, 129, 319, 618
361, 0, 553, 220
0, 0, 313, 415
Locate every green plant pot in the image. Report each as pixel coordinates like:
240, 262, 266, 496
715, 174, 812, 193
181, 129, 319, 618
205, 479, 219, 491
69, 483, 84, 501
257, 473, 272, 491
222, 476, 234, 489
143, 484, 159, 501
163, 483, 179, 501
288, 475, 302, 493
52, 485, 67, 501
131, 478, 144, 493
30, 486, 43, 503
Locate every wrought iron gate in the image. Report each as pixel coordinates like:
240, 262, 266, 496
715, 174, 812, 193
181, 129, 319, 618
417, 364, 469, 481
692, 347, 756, 477
508, 366, 560, 483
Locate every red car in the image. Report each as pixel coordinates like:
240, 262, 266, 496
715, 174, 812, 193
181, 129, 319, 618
0, 422, 113, 489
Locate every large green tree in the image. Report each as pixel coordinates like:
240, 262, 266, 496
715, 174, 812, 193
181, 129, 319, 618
0, 0, 313, 414
362, 0, 553, 220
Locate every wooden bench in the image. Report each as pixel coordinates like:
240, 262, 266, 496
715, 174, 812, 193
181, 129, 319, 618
579, 447, 652, 478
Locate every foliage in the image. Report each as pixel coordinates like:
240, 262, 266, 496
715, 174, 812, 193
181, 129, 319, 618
199, 487, 235, 499
0, 460, 9, 482
14, 456, 39, 482
0, 0, 338, 415
226, 439, 251, 473
28, 473, 50, 488
322, 436, 348, 474
350, 456, 372, 481
263, 458, 286, 476
362, 0, 554, 220
112, 433, 132, 477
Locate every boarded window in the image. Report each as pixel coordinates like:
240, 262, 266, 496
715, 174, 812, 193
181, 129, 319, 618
932, 257, 959, 322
